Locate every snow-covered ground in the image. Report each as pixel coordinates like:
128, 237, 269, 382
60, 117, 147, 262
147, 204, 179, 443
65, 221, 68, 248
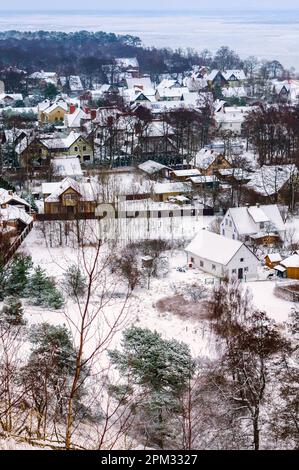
16, 215, 296, 367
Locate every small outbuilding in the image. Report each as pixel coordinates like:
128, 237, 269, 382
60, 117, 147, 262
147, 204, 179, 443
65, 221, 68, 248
265, 253, 282, 269
279, 254, 299, 279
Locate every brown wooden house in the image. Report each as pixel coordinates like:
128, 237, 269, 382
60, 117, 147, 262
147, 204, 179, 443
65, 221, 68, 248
43, 177, 98, 216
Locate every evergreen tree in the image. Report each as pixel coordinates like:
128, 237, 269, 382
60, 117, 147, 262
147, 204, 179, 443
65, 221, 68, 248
26, 266, 64, 309
21, 323, 87, 436
5, 254, 33, 297
44, 83, 58, 100
0, 296, 26, 326
63, 264, 86, 298
109, 327, 196, 449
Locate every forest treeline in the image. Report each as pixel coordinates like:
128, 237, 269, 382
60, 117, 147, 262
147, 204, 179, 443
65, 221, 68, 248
0, 30, 244, 77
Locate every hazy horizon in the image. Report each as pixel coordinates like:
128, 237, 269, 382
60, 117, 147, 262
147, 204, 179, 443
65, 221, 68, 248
0, 7, 298, 69
1, 0, 299, 12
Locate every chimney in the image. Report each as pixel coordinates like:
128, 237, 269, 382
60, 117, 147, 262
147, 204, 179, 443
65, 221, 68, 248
69, 104, 76, 114
90, 109, 97, 120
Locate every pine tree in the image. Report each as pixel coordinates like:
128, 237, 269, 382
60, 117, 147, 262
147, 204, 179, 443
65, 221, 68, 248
21, 323, 88, 438
5, 254, 33, 297
26, 266, 64, 309
109, 327, 196, 449
0, 296, 26, 326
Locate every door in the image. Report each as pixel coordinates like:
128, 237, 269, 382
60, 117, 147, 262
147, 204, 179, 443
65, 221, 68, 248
238, 268, 243, 280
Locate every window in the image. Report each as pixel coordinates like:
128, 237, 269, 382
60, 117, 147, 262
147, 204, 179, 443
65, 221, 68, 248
83, 146, 86, 151
229, 221, 232, 227
83, 155, 91, 162
232, 234, 235, 240
225, 219, 228, 225
244, 267, 248, 273
64, 193, 77, 201
212, 264, 216, 271
222, 229, 225, 236
191, 257, 194, 263
260, 222, 265, 229
200, 261, 204, 267
74, 146, 78, 151
240, 258, 244, 262
232, 269, 237, 274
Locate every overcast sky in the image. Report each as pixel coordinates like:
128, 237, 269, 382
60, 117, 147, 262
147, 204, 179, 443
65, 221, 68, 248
1, 0, 299, 11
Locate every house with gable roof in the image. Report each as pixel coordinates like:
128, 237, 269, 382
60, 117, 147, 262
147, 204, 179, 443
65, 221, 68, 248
220, 204, 285, 245
185, 229, 259, 280
190, 148, 231, 175
42, 177, 98, 216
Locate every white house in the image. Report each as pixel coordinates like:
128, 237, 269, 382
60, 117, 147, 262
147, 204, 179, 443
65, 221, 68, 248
220, 204, 285, 244
185, 230, 259, 280
214, 106, 249, 134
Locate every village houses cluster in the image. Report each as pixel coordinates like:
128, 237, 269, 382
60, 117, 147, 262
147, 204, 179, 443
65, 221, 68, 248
1, 57, 299, 283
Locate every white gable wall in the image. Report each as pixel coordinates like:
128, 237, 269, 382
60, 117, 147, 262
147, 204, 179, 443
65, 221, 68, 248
221, 210, 243, 240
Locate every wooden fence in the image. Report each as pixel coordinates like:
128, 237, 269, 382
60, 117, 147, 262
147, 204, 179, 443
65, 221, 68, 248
2, 222, 34, 266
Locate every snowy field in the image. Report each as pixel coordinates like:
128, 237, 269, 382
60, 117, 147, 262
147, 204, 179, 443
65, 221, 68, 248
14, 214, 296, 368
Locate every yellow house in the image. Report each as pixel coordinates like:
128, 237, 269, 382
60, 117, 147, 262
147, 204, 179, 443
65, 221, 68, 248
17, 132, 94, 166
38, 100, 69, 124
41, 131, 94, 164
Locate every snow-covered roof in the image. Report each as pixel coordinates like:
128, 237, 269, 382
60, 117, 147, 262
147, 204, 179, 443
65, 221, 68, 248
45, 177, 96, 203
191, 148, 222, 170
43, 101, 68, 115
218, 168, 251, 180
69, 76, 84, 92
0, 188, 30, 208
51, 156, 83, 178
222, 86, 247, 98
223, 70, 247, 81
64, 107, 90, 128
226, 204, 285, 235
153, 182, 192, 195
157, 87, 188, 99
274, 264, 286, 273
0, 205, 33, 225
42, 182, 60, 195
30, 71, 56, 80
138, 160, 169, 174
247, 206, 270, 223
188, 175, 219, 184
247, 164, 297, 196
157, 79, 180, 90
185, 230, 244, 266
206, 70, 221, 82
41, 131, 83, 150
116, 57, 139, 69
126, 77, 152, 90
266, 253, 282, 263
0, 93, 23, 102
281, 254, 299, 268
171, 169, 201, 178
